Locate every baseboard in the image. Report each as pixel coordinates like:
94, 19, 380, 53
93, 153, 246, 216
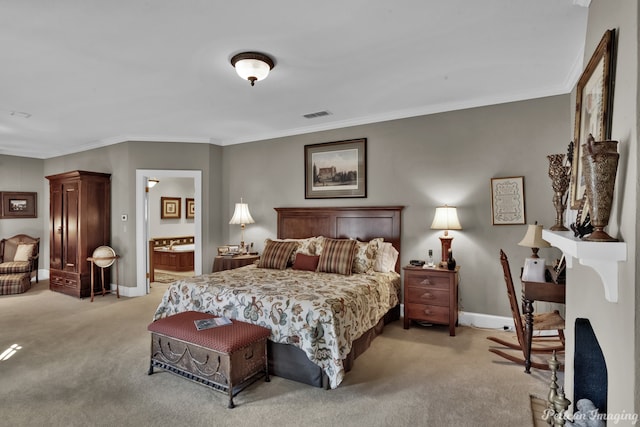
36, 269, 49, 281
458, 311, 515, 331
400, 305, 515, 331
35, 269, 143, 298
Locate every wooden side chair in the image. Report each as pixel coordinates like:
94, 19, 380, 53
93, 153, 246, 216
487, 249, 565, 370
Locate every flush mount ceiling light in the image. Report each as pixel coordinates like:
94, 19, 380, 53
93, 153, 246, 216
230, 52, 275, 86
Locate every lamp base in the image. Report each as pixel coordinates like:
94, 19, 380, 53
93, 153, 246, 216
439, 235, 453, 264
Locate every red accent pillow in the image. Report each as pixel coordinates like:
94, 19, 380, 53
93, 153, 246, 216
292, 253, 320, 272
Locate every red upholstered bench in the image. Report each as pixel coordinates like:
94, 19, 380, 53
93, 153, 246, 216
147, 311, 270, 408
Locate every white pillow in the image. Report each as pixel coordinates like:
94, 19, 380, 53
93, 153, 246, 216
14, 244, 34, 262
374, 242, 399, 273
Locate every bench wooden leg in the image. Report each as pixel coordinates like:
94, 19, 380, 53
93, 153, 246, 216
228, 394, 235, 409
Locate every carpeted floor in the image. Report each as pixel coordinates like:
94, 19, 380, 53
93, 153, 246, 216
152, 269, 195, 283
0, 279, 560, 427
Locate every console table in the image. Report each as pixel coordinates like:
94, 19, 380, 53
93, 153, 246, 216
212, 254, 259, 273
521, 279, 566, 373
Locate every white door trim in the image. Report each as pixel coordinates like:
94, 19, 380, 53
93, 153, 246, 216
134, 169, 202, 296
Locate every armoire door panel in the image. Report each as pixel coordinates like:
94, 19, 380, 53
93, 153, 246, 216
63, 184, 79, 272
50, 185, 63, 270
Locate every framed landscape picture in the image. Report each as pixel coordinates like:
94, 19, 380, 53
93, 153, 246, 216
570, 29, 616, 209
304, 138, 367, 199
0, 192, 37, 218
161, 196, 181, 219
491, 176, 526, 225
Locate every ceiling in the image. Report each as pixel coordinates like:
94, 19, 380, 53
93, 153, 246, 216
0, 1, 588, 159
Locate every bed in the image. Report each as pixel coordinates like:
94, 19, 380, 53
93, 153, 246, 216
152, 206, 403, 389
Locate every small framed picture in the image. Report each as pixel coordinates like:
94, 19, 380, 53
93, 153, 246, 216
491, 176, 526, 225
0, 192, 37, 219
186, 198, 195, 219
161, 197, 181, 219
217, 246, 230, 255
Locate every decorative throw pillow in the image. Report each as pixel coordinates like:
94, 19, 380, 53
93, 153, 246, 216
257, 239, 298, 270
13, 244, 34, 262
313, 236, 325, 256
352, 238, 383, 274
374, 242, 399, 273
292, 253, 320, 272
317, 238, 357, 276
273, 237, 319, 264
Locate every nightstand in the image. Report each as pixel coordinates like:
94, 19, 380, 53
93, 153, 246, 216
403, 265, 459, 336
212, 254, 259, 273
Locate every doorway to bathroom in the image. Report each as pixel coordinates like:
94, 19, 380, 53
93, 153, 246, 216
135, 169, 202, 295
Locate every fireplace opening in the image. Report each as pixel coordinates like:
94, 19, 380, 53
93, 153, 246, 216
574, 318, 607, 414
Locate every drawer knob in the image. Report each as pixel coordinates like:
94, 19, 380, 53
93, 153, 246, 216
423, 309, 432, 315
420, 279, 432, 285
420, 292, 432, 300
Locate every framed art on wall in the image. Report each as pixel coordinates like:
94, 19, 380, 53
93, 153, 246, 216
161, 197, 181, 219
570, 29, 616, 209
491, 176, 526, 225
0, 192, 37, 218
186, 198, 195, 219
304, 138, 367, 199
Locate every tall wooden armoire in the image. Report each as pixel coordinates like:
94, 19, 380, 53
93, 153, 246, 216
46, 170, 111, 298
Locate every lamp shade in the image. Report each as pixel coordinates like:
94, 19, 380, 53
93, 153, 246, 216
229, 200, 255, 225
518, 224, 550, 249
430, 205, 462, 231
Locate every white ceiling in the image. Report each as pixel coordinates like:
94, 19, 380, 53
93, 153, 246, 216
0, 1, 588, 159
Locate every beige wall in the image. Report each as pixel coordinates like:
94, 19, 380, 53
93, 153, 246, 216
0, 155, 46, 255
222, 95, 569, 317
562, 0, 638, 416
1, 95, 569, 317
39, 141, 223, 287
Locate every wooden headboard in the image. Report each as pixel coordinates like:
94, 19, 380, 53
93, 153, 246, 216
275, 206, 404, 273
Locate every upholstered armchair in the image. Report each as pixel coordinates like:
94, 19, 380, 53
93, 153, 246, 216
0, 234, 40, 294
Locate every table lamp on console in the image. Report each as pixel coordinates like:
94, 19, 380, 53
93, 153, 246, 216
229, 198, 255, 254
518, 223, 550, 282
430, 205, 462, 268
517, 223, 550, 258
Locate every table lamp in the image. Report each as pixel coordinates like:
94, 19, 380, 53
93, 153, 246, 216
430, 205, 462, 266
229, 198, 255, 253
518, 223, 550, 258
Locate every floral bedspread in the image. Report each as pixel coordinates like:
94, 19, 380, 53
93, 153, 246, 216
152, 264, 400, 388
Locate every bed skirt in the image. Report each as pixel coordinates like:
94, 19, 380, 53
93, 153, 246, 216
267, 304, 400, 389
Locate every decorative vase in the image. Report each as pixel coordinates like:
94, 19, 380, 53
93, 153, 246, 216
447, 249, 456, 271
581, 135, 619, 242
547, 154, 571, 231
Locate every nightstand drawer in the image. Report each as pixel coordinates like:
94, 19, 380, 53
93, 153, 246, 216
405, 303, 449, 324
404, 271, 450, 290
405, 286, 449, 307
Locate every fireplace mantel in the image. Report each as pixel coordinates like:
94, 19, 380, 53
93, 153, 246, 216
542, 230, 627, 303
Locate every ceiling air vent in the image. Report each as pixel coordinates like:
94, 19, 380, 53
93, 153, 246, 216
303, 110, 331, 119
